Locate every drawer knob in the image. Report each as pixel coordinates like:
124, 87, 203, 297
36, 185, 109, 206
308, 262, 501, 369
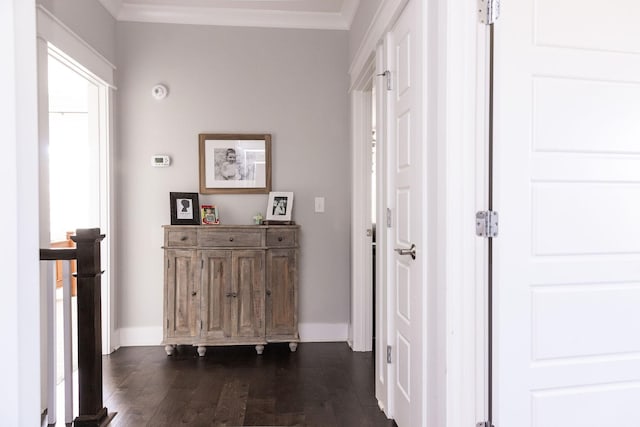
229, 237, 234, 242
191, 291, 197, 296
278, 237, 283, 242
266, 290, 271, 296
181, 236, 188, 241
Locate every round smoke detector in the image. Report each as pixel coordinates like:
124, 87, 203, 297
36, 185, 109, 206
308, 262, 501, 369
152, 84, 168, 100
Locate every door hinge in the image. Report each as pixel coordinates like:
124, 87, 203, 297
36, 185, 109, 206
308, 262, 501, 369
167, 259, 170, 269
200, 320, 203, 331
478, 0, 500, 25
475, 210, 499, 238
377, 70, 392, 91
387, 345, 392, 364
476, 422, 494, 427
386, 208, 392, 228
166, 318, 169, 329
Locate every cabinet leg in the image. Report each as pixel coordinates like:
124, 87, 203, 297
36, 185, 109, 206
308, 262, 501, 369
255, 345, 265, 355
164, 345, 175, 356
289, 342, 298, 352
197, 346, 206, 357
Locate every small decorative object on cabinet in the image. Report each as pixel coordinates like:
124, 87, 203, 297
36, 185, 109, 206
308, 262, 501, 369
162, 224, 299, 356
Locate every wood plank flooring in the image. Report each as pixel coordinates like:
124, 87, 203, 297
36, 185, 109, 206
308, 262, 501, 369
101, 342, 396, 426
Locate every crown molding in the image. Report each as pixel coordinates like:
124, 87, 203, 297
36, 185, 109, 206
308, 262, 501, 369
341, 0, 359, 28
98, 0, 123, 19
101, 1, 359, 30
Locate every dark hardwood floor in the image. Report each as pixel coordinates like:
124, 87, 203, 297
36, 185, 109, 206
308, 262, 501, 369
100, 342, 396, 427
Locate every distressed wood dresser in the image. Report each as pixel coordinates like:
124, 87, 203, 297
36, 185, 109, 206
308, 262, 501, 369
162, 225, 299, 356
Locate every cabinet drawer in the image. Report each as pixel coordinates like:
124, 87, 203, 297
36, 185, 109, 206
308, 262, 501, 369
166, 229, 197, 247
266, 229, 297, 247
199, 230, 263, 247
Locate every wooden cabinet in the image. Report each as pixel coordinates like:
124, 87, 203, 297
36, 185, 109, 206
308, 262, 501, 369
163, 225, 299, 356
165, 248, 199, 340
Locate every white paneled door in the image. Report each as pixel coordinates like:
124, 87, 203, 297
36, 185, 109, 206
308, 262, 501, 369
493, 0, 640, 425
386, 0, 424, 426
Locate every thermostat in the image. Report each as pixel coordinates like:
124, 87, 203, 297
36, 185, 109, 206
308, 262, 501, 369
151, 155, 171, 167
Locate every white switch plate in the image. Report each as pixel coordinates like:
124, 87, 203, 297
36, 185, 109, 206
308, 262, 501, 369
314, 197, 325, 213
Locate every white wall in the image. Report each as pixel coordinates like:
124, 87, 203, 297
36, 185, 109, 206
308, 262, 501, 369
115, 22, 351, 344
0, 0, 41, 425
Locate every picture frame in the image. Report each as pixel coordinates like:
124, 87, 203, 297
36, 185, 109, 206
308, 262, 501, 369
266, 191, 294, 222
199, 133, 272, 194
170, 192, 200, 225
201, 205, 220, 225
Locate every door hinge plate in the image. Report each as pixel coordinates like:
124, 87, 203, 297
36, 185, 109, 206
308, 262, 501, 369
387, 345, 392, 364
476, 211, 499, 238
386, 208, 392, 228
478, 0, 500, 25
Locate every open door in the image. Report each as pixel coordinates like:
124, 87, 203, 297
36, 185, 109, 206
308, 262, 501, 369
384, 0, 426, 425
492, 1, 640, 425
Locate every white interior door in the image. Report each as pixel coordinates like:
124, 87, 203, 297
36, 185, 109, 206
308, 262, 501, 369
493, 1, 640, 425
385, 0, 425, 425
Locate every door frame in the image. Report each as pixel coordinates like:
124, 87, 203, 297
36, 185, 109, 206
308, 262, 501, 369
349, 0, 409, 417
349, 55, 375, 353
36, 5, 118, 357
349, 0, 485, 425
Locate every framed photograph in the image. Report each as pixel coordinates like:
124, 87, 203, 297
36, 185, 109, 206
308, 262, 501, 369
266, 191, 294, 222
170, 192, 200, 225
201, 205, 220, 225
199, 133, 272, 194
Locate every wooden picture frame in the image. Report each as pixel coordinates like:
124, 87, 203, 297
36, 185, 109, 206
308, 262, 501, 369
170, 192, 200, 225
199, 133, 272, 194
266, 191, 294, 222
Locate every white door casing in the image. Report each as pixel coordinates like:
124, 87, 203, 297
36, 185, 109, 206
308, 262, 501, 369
385, 0, 425, 425
493, 0, 640, 425
374, 41, 389, 415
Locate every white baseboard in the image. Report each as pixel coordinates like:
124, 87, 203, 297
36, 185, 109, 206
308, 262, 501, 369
115, 323, 348, 347
117, 326, 163, 347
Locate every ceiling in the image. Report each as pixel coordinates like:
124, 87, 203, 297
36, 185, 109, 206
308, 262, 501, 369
98, 0, 360, 30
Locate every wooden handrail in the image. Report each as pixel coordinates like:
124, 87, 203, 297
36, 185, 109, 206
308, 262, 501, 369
40, 248, 77, 261
40, 228, 113, 427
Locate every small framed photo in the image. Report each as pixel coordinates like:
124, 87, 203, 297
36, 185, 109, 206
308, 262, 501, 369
170, 192, 200, 225
201, 205, 220, 225
266, 191, 294, 222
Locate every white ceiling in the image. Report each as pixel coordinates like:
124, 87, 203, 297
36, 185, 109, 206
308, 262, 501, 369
98, 0, 360, 30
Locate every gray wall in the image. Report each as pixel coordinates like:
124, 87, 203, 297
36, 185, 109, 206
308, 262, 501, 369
115, 22, 351, 340
37, 0, 116, 64
348, 0, 384, 66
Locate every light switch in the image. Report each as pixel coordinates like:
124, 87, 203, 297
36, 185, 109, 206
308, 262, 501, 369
315, 197, 325, 213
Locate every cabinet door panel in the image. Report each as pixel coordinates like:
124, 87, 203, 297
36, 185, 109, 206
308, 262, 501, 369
165, 249, 198, 339
266, 248, 298, 337
201, 250, 232, 340
233, 250, 265, 338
